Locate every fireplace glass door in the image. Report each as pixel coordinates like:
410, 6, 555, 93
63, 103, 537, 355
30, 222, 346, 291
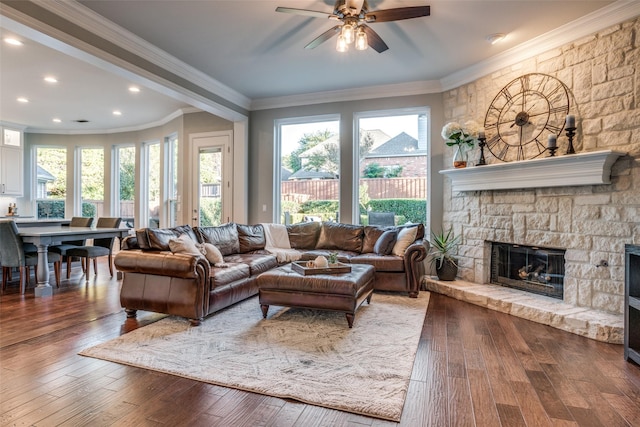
490, 243, 565, 299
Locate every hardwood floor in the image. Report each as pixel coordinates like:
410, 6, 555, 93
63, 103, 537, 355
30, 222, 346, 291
2, 259, 640, 426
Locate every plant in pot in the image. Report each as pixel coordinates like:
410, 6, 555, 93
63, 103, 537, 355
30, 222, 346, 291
428, 227, 460, 281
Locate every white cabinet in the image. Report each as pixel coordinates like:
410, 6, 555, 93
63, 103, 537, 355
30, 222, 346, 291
0, 127, 24, 196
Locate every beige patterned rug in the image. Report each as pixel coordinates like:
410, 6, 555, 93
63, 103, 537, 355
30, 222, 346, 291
80, 292, 430, 421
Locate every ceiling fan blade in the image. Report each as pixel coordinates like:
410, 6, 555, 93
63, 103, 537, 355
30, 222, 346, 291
365, 6, 430, 23
304, 25, 342, 49
276, 6, 331, 19
361, 25, 389, 53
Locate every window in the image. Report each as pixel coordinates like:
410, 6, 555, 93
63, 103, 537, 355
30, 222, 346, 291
79, 147, 104, 219
354, 109, 428, 226
166, 135, 179, 228
35, 147, 67, 219
142, 141, 161, 228
115, 145, 136, 228
275, 115, 340, 224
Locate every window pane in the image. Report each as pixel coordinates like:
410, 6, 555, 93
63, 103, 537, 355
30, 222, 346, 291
357, 112, 427, 226
36, 147, 66, 219
117, 146, 136, 228
167, 136, 179, 228
147, 143, 160, 228
199, 147, 222, 226
279, 119, 340, 224
80, 147, 104, 219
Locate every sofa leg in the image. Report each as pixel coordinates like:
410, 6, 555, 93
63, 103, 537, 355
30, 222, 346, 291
261, 304, 270, 319
125, 308, 137, 318
409, 291, 418, 298
189, 318, 202, 326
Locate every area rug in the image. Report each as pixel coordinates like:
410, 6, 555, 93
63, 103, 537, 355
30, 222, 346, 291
79, 292, 430, 421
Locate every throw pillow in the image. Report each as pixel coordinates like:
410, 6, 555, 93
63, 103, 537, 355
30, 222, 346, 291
203, 243, 228, 267
168, 234, 204, 258
374, 229, 398, 255
392, 226, 418, 256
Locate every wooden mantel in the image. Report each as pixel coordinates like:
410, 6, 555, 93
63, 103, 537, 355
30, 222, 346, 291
439, 150, 626, 192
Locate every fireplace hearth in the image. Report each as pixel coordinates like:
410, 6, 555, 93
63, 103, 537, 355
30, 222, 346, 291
490, 242, 565, 299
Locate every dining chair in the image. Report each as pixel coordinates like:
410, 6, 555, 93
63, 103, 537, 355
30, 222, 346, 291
368, 211, 395, 227
49, 216, 95, 279
0, 220, 62, 294
65, 217, 122, 278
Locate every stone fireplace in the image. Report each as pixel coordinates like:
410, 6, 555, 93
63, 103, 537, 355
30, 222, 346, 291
490, 242, 565, 299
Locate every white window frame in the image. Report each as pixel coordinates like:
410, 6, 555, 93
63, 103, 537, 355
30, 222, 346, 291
274, 114, 340, 224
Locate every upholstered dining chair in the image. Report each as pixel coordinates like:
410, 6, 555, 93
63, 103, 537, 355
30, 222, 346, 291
0, 220, 62, 294
65, 217, 122, 278
49, 216, 95, 279
368, 211, 396, 227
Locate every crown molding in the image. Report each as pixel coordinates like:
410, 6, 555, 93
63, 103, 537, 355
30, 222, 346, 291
25, 107, 201, 135
250, 80, 442, 111
440, 1, 640, 91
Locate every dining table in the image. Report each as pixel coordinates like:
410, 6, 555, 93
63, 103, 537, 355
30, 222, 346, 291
17, 225, 130, 297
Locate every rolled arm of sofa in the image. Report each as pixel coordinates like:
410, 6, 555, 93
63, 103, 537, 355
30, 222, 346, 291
403, 239, 429, 298
115, 251, 210, 325
115, 251, 206, 278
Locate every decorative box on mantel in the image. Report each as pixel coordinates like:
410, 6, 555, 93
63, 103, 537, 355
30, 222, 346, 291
440, 150, 625, 192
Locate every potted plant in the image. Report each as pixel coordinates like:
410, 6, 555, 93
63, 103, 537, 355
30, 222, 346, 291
428, 227, 460, 281
441, 120, 481, 168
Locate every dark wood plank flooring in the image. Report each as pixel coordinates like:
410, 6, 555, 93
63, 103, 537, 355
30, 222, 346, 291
2, 259, 640, 426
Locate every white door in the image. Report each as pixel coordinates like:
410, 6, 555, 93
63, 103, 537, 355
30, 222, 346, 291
190, 132, 232, 226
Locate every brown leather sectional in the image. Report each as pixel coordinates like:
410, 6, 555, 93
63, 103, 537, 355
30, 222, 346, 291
115, 221, 428, 325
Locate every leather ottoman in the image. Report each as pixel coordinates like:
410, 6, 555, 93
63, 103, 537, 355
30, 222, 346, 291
257, 263, 375, 328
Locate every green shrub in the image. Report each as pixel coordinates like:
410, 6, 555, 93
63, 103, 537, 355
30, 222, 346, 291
366, 199, 426, 225
200, 198, 222, 226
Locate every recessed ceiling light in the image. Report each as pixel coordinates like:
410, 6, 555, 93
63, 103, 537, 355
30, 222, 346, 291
113, 110, 122, 116
52, 118, 62, 123
17, 97, 29, 103
44, 76, 58, 83
128, 86, 140, 93
4, 37, 23, 46
486, 33, 506, 45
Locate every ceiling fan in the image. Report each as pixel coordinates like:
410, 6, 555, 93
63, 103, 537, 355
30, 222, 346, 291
276, 0, 430, 53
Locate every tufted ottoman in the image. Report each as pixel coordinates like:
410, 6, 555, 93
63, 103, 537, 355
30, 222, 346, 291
257, 263, 375, 328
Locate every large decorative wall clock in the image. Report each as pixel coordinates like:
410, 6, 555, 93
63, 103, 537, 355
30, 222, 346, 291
483, 73, 570, 162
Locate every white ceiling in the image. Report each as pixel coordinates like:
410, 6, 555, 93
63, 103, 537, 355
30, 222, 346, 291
0, 0, 629, 133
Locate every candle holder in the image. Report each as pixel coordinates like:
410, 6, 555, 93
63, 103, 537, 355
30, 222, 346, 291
477, 136, 487, 166
565, 126, 576, 154
547, 146, 558, 157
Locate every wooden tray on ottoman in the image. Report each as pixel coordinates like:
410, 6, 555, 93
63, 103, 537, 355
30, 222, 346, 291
291, 261, 351, 275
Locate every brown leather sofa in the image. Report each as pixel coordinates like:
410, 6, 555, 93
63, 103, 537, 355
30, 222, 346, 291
285, 221, 428, 297
115, 221, 428, 325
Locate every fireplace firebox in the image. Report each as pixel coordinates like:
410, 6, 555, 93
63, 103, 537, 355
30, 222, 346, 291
490, 242, 565, 299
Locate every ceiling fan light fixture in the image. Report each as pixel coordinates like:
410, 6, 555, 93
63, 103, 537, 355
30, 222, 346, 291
355, 29, 368, 50
341, 22, 355, 44
336, 34, 349, 52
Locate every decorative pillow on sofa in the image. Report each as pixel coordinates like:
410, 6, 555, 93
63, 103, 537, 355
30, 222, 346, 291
392, 226, 418, 256
168, 234, 204, 258
374, 229, 398, 255
202, 243, 228, 267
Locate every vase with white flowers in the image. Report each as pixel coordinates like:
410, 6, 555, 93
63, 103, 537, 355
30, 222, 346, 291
441, 120, 482, 168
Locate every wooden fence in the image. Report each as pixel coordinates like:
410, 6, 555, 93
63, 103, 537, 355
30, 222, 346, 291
282, 177, 426, 203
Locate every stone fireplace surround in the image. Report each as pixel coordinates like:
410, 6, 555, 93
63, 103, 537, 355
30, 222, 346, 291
425, 151, 631, 344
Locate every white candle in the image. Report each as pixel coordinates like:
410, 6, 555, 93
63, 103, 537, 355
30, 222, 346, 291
566, 115, 575, 128
547, 134, 557, 148
478, 131, 485, 139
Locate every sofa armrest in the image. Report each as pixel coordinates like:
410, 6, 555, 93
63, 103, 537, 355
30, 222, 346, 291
115, 250, 208, 279
403, 239, 429, 297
